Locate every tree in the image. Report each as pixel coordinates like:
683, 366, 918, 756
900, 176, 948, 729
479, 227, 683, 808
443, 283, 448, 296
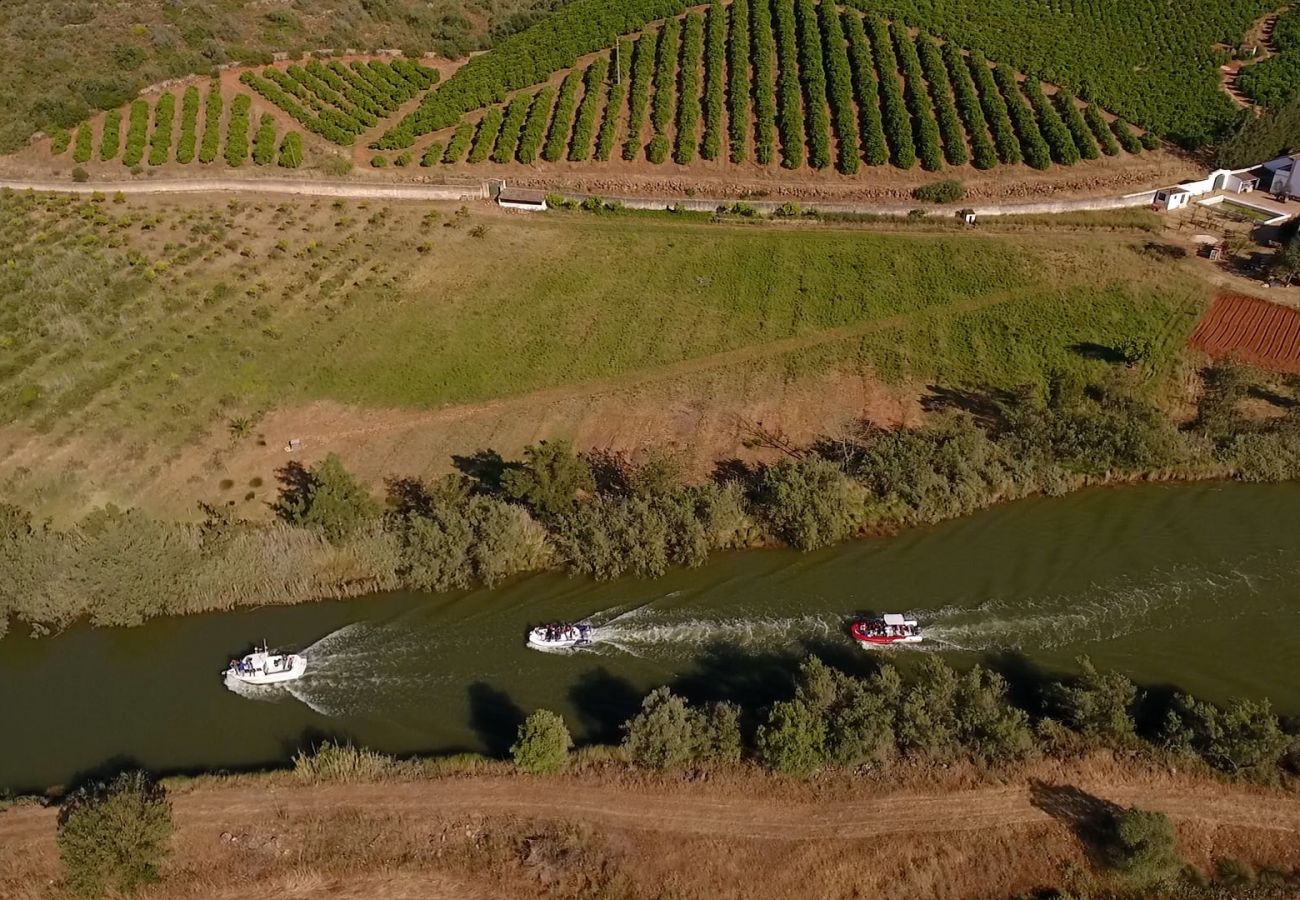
756, 698, 826, 775
756, 457, 865, 550
274, 454, 379, 541
794, 657, 894, 767
1048, 656, 1138, 744
57, 771, 173, 897
1274, 237, 1300, 285
622, 687, 703, 769
500, 440, 594, 519
1103, 806, 1181, 886
1159, 693, 1288, 776
510, 710, 573, 774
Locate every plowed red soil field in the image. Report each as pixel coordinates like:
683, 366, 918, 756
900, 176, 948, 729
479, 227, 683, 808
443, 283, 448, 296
1190, 293, 1300, 373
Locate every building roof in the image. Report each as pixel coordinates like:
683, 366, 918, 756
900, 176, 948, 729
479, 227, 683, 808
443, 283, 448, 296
1262, 155, 1297, 173
498, 187, 548, 204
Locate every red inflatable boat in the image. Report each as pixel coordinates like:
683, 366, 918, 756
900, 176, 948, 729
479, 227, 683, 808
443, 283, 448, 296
850, 613, 922, 647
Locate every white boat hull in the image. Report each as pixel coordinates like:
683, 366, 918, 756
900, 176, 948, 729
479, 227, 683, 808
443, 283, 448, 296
526, 625, 593, 651
224, 652, 307, 685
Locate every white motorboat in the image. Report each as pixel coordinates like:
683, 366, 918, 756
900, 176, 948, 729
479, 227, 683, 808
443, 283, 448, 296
224, 642, 307, 685
526, 622, 593, 651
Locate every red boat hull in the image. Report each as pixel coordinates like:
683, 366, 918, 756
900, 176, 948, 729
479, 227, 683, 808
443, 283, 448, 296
849, 619, 921, 646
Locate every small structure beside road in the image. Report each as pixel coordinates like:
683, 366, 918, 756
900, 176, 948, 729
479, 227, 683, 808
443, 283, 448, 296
496, 184, 549, 212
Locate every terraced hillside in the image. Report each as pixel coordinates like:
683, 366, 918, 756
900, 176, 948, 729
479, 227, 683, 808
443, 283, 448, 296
369, 1, 1152, 175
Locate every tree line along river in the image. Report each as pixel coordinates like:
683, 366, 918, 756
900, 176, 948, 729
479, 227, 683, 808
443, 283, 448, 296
2, 480, 1299, 792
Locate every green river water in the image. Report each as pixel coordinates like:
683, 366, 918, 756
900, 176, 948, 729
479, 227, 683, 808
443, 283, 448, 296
3, 481, 1300, 791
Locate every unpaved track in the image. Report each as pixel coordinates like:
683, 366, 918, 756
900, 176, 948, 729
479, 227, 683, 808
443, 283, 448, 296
0, 177, 1156, 217
5, 776, 1300, 848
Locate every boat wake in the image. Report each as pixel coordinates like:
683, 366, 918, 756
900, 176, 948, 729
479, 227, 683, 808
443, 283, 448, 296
584, 606, 844, 658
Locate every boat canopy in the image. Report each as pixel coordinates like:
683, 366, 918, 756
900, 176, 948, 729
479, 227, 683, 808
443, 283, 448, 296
882, 613, 908, 625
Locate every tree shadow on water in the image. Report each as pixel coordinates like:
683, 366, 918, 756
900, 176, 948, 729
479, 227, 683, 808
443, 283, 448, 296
466, 682, 526, 758
670, 642, 803, 710
567, 667, 644, 745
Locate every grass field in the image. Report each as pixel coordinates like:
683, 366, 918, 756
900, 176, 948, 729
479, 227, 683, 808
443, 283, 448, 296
0, 191, 1207, 516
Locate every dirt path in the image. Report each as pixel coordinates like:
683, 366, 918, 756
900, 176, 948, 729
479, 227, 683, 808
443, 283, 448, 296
5, 775, 1300, 849
0, 175, 1160, 216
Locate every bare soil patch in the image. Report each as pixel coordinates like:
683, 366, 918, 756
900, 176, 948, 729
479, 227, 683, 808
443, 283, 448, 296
1190, 293, 1300, 373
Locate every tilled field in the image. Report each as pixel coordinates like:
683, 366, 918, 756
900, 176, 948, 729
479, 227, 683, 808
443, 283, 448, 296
1190, 293, 1300, 373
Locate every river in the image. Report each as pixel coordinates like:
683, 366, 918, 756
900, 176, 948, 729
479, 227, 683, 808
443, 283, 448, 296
3, 481, 1300, 792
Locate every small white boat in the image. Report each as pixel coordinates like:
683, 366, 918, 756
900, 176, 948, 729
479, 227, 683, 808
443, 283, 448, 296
526, 622, 593, 651
223, 642, 307, 685
850, 613, 923, 647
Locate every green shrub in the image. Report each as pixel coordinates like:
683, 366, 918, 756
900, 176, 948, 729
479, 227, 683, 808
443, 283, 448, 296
57, 772, 173, 897
844, 12, 887, 166
292, 741, 396, 783
121, 100, 149, 166
99, 111, 122, 162
820, 0, 858, 173
943, 41, 996, 169
274, 453, 380, 540
647, 17, 680, 164
442, 122, 474, 163
916, 33, 968, 167
278, 132, 304, 168
595, 43, 629, 161
756, 457, 864, 551
795, 0, 831, 169
912, 179, 965, 203
71, 166, 89, 183
543, 68, 583, 162
175, 86, 200, 164
1103, 807, 1182, 887
223, 94, 251, 167
420, 142, 444, 166
72, 125, 94, 163
394, 150, 412, 167
252, 114, 277, 166
147, 92, 175, 165
569, 57, 610, 161
198, 84, 223, 164
673, 12, 704, 165
750, 0, 777, 164
772, 0, 804, 169
1048, 656, 1138, 744
756, 698, 826, 775
1053, 89, 1100, 160
623, 687, 705, 769
725, 0, 751, 162
467, 107, 504, 163
517, 86, 557, 163
868, 17, 912, 168
1024, 77, 1080, 164
702, 0, 727, 160
1111, 117, 1143, 153
511, 710, 573, 773
993, 64, 1050, 169
371, 153, 389, 168
1085, 104, 1121, 155
969, 52, 1021, 165
493, 92, 533, 163
49, 127, 72, 155
622, 31, 658, 161
895, 25, 943, 171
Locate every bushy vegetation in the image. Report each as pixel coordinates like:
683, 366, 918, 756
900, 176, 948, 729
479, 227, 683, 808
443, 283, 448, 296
252, 114, 277, 166
993, 64, 1050, 169
702, 0, 727, 160
819, 1, 858, 173
517, 85, 556, 163
568, 57, 609, 161
278, 132, 304, 168
894, 25, 943, 171
175, 87, 200, 164
622, 687, 742, 768
492, 92, 533, 163
1085, 103, 1121, 156
844, 12, 887, 166
198, 84, 222, 164
916, 33, 966, 167
795, 0, 831, 170
72, 124, 93, 164
911, 179, 964, 203
1054, 89, 1099, 161
868, 17, 912, 168
750, 0, 777, 164
942, 41, 995, 169
647, 17, 680, 164
674, 12, 705, 165
968, 51, 1021, 165
511, 710, 573, 773
57, 772, 173, 897
595, 41, 630, 161
543, 69, 583, 162
146, 93, 175, 166
1024, 77, 1079, 165
468, 107, 505, 163
292, 740, 398, 784
442, 121, 475, 163
1237, 6, 1300, 111
224, 94, 251, 167
622, 31, 658, 161
120, 100, 149, 167
772, 0, 804, 169
98, 111, 121, 162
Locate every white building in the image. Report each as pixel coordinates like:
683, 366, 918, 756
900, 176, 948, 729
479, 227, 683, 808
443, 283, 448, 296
1262, 154, 1300, 200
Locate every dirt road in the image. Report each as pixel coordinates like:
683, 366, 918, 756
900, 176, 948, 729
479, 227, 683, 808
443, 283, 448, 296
5, 774, 1299, 847
0, 176, 1158, 217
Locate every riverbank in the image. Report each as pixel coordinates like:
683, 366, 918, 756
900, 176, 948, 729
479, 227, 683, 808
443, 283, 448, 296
4, 358, 1299, 639
5, 755, 1300, 900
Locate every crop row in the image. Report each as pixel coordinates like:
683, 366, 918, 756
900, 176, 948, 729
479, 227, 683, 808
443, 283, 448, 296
411, 1, 1149, 176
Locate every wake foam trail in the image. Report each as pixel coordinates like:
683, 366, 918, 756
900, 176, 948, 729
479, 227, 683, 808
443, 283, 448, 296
589, 611, 843, 658
922, 563, 1266, 651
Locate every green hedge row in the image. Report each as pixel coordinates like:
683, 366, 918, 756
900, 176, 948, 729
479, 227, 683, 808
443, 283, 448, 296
278, 132, 304, 168
675, 12, 705, 164
1085, 104, 1121, 156
820, 0, 858, 174
442, 122, 475, 163
1024, 77, 1079, 164
795, 0, 831, 170
868, 17, 912, 168
942, 40, 996, 170
72, 124, 93, 163
648, 17, 681, 164
569, 57, 610, 162
916, 33, 967, 167
518, 86, 556, 163
122, 100, 150, 167
253, 114, 277, 166
545, 69, 583, 162
99, 110, 121, 162
894, 24, 942, 171
379, 0, 690, 148
844, 12, 887, 166
225, 94, 252, 167
596, 41, 631, 161
727, 0, 751, 163
199, 84, 223, 164
1111, 117, 1142, 153
968, 52, 1020, 165
773, 0, 804, 169
147, 93, 175, 166
1054, 89, 1100, 161
469, 110, 503, 163
992, 63, 1048, 169
702, 0, 726, 161
493, 92, 533, 163
176, 86, 200, 164
750, 0, 777, 164
623, 31, 658, 160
